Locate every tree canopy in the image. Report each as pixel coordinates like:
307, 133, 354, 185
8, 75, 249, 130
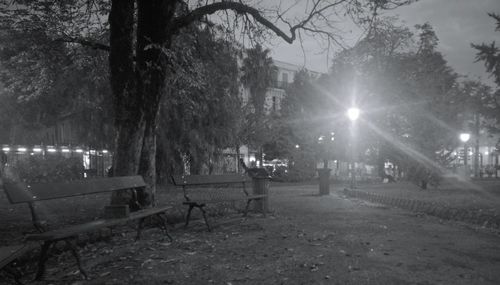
472, 12, 500, 134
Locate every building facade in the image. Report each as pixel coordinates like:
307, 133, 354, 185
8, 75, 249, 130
234, 59, 323, 171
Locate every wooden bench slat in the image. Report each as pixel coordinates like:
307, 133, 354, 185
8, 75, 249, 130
25, 205, 173, 241
172, 174, 251, 186
4, 176, 146, 204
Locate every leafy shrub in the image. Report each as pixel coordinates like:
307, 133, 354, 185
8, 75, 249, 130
406, 163, 442, 189
6, 155, 84, 183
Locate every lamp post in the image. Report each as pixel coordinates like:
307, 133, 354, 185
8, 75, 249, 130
460, 132, 470, 178
347, 108, 360, 189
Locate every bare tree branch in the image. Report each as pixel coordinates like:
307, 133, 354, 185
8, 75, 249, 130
172, 1, 339, 44
56, 36, 110, 51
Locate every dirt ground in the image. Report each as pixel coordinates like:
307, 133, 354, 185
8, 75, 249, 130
2, 183, 500, 284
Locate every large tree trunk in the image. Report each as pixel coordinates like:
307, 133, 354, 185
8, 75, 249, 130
109, 0, 176, 206
134, 0, 175, 206
109, 0, 142, 204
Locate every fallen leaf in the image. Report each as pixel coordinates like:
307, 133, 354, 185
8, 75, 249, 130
141, 259, 153, 267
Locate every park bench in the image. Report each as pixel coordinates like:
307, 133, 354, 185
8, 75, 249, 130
171, 173, 268, 231
2, 175, 172, 280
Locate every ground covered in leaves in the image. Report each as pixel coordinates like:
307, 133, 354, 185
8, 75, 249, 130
2, 182, 500, 284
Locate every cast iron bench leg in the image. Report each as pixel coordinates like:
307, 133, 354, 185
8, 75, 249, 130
185, 205, 195, 228
244, 199, 252, 217
199, 205, 211, 232
136, 218, 146, 241
35, 241, 54, 281
155, 213, 173, 242
65, 239, 87, 280
3, 265, 23, 285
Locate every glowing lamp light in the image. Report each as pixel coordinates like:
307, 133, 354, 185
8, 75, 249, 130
2, 147, 10, 152
102, 149, 108, 154
47, 148, 57, 153
295, 144, 300, 149
61, 148, 70, 153
33, 148, 42, 152
459, 133, 470, 143
485, 151, 489, 155
75, 149, 83, 153
347, 108, 360, 121
17, 147, 27, 152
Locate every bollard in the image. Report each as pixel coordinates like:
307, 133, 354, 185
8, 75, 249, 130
252, 176, 270, 213
317, 168, 331, 195
248, 168, 271, 214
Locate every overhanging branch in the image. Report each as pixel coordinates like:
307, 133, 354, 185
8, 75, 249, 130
172, 2, 300, 44
56, 36, 110, 52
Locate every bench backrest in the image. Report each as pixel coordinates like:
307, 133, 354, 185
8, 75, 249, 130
171, 174, 251, 186
172, 174, 252, 201
4, 176, 146, 204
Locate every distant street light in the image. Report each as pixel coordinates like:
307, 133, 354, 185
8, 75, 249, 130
347, 107, 360, 189
459, 133, 470, 143
459, 132, 471, 180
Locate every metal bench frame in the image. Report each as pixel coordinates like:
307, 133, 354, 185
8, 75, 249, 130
0, 244, 38, 284
3, 176, 172, 281
171, 174, 267, 231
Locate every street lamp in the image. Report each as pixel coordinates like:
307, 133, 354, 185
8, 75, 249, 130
459, 132, 471, 179
459, 133, 470, 166
347, 108, 360, 121
347, 107, 360, 189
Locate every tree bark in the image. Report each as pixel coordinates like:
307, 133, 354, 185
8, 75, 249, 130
473, 113, 480, 178
109, 0, 176, 206
236, 144, 241, 173
109, 0, 142, 204
134, 0, 175, 206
